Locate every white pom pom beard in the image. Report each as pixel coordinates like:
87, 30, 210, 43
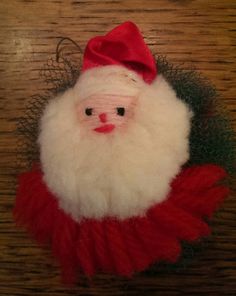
38, 74, 192, 221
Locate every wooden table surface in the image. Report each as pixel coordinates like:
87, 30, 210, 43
0, 0, 235, 295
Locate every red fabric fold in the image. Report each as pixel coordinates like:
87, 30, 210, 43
82, 22, 157, 83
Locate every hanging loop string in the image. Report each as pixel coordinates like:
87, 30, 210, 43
56, 37, 83, 62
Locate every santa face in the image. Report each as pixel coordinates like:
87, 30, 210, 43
39, 65, 192, 221
76, 94, 137, 134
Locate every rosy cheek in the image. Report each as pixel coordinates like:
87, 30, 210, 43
82, 115, 97, 129
76, 106, 93, 127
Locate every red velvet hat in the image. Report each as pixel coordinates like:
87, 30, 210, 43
82, 21, 157, 84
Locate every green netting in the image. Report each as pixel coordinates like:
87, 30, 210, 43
157, 56, 236, 175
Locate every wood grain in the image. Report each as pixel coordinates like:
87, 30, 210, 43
0, 0, 235, 295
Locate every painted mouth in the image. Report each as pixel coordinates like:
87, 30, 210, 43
94, 124, 115, 134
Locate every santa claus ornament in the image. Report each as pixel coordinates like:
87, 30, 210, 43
14, 22, 235, 284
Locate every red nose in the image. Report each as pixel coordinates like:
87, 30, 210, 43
99, 113, 107, 123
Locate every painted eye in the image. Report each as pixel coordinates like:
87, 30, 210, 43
85, 108, 93, 116
116, 107, 125, 116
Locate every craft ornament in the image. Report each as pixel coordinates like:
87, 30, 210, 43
14, 22, 235, 284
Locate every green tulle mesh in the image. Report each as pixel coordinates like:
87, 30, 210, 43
157, 56, 236, 175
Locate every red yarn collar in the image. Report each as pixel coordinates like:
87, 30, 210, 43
14, 164, 228, 284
